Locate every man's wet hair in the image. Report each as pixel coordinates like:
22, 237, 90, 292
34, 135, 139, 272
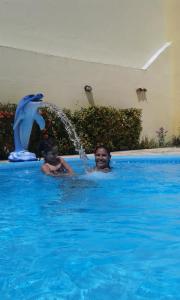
94, 145, 111, 157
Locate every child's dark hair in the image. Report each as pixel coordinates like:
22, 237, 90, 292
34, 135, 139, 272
42, 145, 58, 159
94, 145, 111, 157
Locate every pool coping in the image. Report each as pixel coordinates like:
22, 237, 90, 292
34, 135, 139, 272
2, 147, 180, 163
1, 148, 180, 170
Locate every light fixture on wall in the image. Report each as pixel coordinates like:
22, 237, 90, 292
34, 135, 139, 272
84, 85, 92, 93
84, 85, 95, 106
136, 88, 147, 102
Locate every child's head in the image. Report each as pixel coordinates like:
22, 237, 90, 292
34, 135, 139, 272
43, 146, 58, 164
94, 145, 111, 170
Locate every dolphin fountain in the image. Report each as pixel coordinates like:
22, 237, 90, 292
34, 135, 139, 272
8, 94, 45, 162
9, 93, 87, 163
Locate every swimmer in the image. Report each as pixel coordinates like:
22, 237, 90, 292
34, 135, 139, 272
41, 146, 73, 176
90, 145, 111, 172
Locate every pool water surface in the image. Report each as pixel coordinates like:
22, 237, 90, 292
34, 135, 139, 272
0, 156, 180, 299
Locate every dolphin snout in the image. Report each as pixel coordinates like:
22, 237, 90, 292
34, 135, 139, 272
31, 93, 44, 102
22, 93, 44, 102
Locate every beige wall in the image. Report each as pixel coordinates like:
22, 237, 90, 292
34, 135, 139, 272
0, 0, 166, 68
0, 0, 177, 140
165, 0, 180, 135
0, 45, 173, 138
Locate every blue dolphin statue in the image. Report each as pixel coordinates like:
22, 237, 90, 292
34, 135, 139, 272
9, 93, 45, 161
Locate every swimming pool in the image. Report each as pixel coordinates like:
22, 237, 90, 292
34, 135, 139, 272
0, 155, 180, 299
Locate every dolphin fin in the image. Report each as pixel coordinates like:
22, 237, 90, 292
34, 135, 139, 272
19, 121, 33, 150
13, 114, 24, 130
34, 114, 45, 130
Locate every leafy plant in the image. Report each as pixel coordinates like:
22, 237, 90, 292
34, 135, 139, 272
0, 103, 142, 159
73, 106, 142, 153
156, 127, 168, 147
139, 136, 158, 149
168, 135, 180, 147
0, 103, 16, 159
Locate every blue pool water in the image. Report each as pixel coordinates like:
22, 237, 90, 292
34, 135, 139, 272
0, 155, 180, 299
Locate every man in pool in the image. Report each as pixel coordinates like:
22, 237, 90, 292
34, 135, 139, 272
41, 146, 74, 176
91, 145, 111, 172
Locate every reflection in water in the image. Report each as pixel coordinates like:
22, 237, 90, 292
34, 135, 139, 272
41, 175, 100, 216
59, 176, 100, 203
62, 176, 99, 189
41, 170, 117, 216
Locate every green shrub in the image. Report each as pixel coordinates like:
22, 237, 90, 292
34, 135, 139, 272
138, 136, 158, 149
0, 103, 142, 159
156, 127, 168, 147
0, 103, 16, 159
167, 135, 180, 147
72, 106, 142, 153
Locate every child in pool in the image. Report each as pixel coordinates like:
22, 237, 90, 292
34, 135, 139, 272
91, 145, 111, 172
41, 146, 73, 176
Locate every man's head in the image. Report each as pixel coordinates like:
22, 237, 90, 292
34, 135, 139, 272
94, 146, 111, 170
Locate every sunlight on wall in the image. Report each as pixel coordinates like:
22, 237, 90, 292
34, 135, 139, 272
165, 0, 180, 135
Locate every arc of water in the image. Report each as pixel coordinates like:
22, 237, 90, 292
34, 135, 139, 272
41, 102, 87, 161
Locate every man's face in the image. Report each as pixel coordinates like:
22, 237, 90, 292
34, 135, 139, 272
95, 148, 110, 169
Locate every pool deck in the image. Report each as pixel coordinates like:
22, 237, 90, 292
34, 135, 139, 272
63, 147, 180, 158
1, 147, 180, 163
111, 147, 180, 156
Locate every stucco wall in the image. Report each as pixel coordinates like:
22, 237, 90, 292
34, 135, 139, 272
0, 0, 166, 68
0, 45, 173, 138
0, 0, 176, 140
165, 0, 180, 135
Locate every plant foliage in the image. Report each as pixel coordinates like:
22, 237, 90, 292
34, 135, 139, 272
0, 103, 142, 159
72, 106, 142, 153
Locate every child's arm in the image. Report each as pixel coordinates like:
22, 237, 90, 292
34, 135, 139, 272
41, 164, 60, 176
60, 158, 74, 175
